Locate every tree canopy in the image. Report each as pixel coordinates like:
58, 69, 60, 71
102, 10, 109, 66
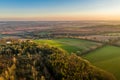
0, 39, 116, 80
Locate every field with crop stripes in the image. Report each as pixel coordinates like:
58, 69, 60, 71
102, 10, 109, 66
83, 45, 120, 80
34, 38, 102, 54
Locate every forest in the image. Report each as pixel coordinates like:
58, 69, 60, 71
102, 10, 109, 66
0, 39, 116, 80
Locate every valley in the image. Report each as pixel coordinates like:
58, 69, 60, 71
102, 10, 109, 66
0, 21, 120, 80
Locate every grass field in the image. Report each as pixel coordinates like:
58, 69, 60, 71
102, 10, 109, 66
34, 38, 120, 79
34, 38, 101, 54
83, 45, 120, 80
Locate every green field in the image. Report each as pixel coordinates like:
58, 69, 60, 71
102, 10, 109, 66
83, 45, 120, 80
34, 38, 101, 54
34, 38, 120, 79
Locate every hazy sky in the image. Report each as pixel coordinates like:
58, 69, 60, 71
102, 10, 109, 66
0, 0, 120, 21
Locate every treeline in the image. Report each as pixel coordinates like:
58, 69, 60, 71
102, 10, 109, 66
0, 39, 116, 80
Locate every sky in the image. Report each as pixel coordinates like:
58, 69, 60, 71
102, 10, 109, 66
0, 0, 120, 21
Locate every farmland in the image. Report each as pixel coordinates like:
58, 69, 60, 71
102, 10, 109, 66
83, 45, 120, 80
1, 0, 120, 79
34, 38, 120, 80
0, 21, 120, 80
0, 21, 120, 40
34, 38, 102, 54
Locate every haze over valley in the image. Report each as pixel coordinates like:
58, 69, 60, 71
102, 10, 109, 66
0, 0, 120, 80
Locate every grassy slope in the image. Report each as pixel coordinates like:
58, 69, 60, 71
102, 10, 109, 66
34, 38, 101, 53
34, 38, 120, 79
83, 45, 120, 80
